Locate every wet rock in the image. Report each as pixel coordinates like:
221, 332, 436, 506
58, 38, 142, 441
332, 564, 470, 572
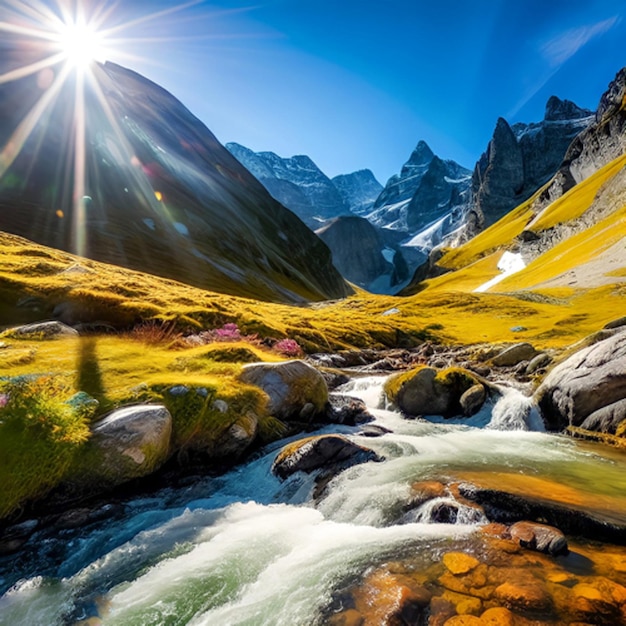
535, 329, 626, 431
443, 552, 480, 575
579, 398, 626, 434
510, 521, 568, 555
212, 411, 258, 459
494, 580, 552, 614
384, 366, 480, 418
460, 384, 486, 417
357, 424, 392, 437
492, 343, 538, 367
408, 481, 448, 507
328, 608, 364, 626
271, 434, 381, 480
328, 393, 374, 425
479, 607, 516, 625
443, 616, 482, 626
240, 360, 328, 421
84, 404, 172, 488
0, 519, 38, 554
351, 569, 432, 626
457, 483, 626, 544
571, 581, 625, 624
526, 352, 551, 374
2, 320, 78, 339
429, 597, 457, 626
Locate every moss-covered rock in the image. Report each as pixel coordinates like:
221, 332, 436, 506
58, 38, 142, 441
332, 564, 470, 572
384, 366, 481, 418
239, 360, 328, 421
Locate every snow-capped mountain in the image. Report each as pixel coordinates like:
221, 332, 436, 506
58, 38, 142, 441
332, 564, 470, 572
367, 140, 472, 235
0, 62, 350, 303
331, 169, 383, 215
225, 143, 352, 228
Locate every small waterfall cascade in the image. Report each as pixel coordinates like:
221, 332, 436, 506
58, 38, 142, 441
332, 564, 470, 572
1, 374, 625, 626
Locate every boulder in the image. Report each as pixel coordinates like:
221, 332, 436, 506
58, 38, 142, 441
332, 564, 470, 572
526, 352, 551, 374
271, 434, 381, 480
384, 366, 480, 418
492, 343, 538, 367
494, 580, 552, 614
579, 398, 626, 435
240, 360, 328, 421
460, 384, 486, 416
87, 404, 172, 487
3, 320, 78, 339
509, 521, 568, 556
212, 411, 258, 459
535, 330, 626, 431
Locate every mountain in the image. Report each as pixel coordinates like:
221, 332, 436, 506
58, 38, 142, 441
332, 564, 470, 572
225, 143, 351, 227
472, 96, 594, 226
0, 62, 350, 304
315, 216, 409, 291
532, 68, 626, 210
367, 140, 472, 234
402, 69, 626, 298
331, 169, 383, 215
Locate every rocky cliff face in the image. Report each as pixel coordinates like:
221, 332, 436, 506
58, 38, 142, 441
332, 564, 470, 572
472, 97, 593, 226
0, 62, 350, 303
367, 140, 472, 235
331, 169, 383, 215
533, 69, 626, 209
315, 216, 410, 291
225, 143, 351, 227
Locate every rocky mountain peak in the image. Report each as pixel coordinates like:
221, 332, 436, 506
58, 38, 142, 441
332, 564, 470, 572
544, 96, 593, 122
406, 140, 435, 167
596, 67, 626, 122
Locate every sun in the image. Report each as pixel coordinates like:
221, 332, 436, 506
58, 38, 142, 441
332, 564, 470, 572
55, 19, 107, 70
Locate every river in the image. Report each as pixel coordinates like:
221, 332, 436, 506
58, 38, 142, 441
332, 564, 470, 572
1, 376, 626, 625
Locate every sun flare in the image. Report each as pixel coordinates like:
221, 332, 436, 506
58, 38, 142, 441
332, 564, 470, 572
56, 19, 107, 69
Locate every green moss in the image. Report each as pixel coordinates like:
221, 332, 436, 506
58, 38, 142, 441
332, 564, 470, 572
257, 415, 288, 444
0, 376, 90, 519
434, 367, 478, 391
384, 366, 427, 400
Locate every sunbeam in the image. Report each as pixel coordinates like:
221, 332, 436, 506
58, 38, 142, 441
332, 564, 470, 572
0, 0, 219, 257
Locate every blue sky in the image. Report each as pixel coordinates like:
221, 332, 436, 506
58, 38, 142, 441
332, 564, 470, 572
36, 1, 626, 182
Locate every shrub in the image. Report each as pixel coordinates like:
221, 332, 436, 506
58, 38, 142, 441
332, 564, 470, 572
0, 376, 90, 519
273, 338, 303, 357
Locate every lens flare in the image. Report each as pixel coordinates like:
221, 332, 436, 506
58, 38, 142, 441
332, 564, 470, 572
0, 0, 207, 258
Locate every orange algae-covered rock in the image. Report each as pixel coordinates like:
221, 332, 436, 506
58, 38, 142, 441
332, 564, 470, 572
443, 616, 483, 626
494, 580, 552, 614
443, 552, 481, 575
352, 569, 431, 626
480, 607, 516, 625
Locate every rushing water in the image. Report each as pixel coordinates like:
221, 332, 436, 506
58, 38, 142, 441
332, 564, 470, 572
2, 376, 626, 625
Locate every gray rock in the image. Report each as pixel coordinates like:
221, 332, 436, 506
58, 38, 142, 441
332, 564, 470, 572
526, 353, 552, 374
579, 398, 626, 434
240, 360, 328, 421
271, 434, 381, 480
510, 521, 568, 556
605, 316, 626, 330
385, 366, 479, 418
89, 404, 172, 486
213, 411, 258, 458
535, 330, 626, 431
3, 320, 78, 339
492, 343, 538, 367
315, 216, 393, 288
460, 384, 486, 416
